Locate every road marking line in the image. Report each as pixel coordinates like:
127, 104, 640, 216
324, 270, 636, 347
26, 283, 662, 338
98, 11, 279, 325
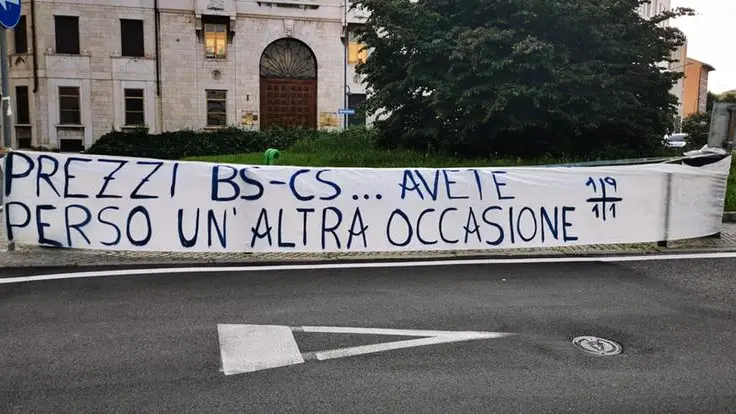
2, 251, 736, 285
298, 326, 507, 337
218, 324, 512, 375
312, 333, 510, 362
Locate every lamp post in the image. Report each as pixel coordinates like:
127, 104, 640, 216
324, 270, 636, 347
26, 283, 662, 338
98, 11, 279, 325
343, 0, 349, 129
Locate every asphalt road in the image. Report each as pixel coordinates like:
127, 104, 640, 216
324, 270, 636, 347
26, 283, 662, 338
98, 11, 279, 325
1, 258, 736, 413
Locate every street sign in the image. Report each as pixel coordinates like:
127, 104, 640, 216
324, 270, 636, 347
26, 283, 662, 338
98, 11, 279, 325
217, 324, 513, 375
337, 108, 356, 116
0, 0, 21, 29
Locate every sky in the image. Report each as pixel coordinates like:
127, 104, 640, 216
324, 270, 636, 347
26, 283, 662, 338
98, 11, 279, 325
670, 0, 735, 93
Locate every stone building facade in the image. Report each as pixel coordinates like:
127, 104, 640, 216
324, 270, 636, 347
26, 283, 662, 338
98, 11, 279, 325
6, 0, 690, 150
7, 0, 370, 150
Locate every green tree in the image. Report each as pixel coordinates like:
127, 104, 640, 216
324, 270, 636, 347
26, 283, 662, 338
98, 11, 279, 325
353, 0, 693, 158
718, 93, 736, 105
681, 112, 710, 148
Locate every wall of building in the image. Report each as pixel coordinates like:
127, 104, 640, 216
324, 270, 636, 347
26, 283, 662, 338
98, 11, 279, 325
669, 41, 687, 122
7, 0, 363, 149
683, 58, 714, 117
683, 61, 700, 116
637, 0, 688, 126
638, 0, 671, 22
697, 68, 709, 113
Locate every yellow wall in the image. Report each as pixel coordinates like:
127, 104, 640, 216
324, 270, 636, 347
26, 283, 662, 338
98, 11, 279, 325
683, 58, 714, 117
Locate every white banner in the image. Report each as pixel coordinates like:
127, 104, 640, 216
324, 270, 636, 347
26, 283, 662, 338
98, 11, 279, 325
2, 151, 731, 253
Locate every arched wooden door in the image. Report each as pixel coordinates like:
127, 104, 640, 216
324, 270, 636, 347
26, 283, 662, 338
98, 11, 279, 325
259, 38, 318, 130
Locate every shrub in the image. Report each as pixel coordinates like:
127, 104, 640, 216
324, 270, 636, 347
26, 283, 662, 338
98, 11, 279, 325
260, 125, 323, 149
88, 127, 297, 159
86, 126, 378, 159
289, 126, 377, 153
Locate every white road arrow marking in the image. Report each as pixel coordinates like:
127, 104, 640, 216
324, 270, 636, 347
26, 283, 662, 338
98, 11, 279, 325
218, 324, 304, 375
217, 324, 513, 375
0, 0, 20, 11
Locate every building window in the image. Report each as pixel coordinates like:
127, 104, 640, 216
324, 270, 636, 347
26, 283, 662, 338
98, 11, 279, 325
14, 15, 27, 53
348, 42, 367, 65
206, 90, 227, 126
124, 89, 145, 126
55, 16, 80, 54
15, 86, 30, 124
347, 27, 367, 65
121, 19, 144, 57
204, 21, 228, 59
59, 86, 81, 125
348, 93, 366, 127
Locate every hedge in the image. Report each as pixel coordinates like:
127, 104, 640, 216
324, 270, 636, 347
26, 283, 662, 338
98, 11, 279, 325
85, 126, 333, 160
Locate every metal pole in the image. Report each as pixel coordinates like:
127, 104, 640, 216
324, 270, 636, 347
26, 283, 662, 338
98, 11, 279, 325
0, 27, 11, 149
657, 172, 673, 248
0, 28, 14, 251
343, 0, 348, 129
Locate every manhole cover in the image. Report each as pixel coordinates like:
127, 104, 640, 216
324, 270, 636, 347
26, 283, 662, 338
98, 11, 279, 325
572, 336, 622, 356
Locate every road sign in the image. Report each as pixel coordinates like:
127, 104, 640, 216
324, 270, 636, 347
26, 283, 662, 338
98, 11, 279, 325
217, 324, 513, 375
0, 0, 21, 29
337, 108, 356, 116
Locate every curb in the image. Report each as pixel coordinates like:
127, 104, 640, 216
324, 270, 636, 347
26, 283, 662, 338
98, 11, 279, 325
724, 211, 736, 223
2, 246, 736, 273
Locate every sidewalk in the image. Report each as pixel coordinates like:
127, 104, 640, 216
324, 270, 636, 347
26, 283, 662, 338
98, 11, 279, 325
0, 215, 735, 269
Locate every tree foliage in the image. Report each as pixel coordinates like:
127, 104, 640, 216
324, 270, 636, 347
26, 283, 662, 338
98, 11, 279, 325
352, 0, 693, 158
682, 112, 710, 148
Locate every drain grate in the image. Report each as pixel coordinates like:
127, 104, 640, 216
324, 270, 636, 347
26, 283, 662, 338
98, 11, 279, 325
572, 336, 622, 356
